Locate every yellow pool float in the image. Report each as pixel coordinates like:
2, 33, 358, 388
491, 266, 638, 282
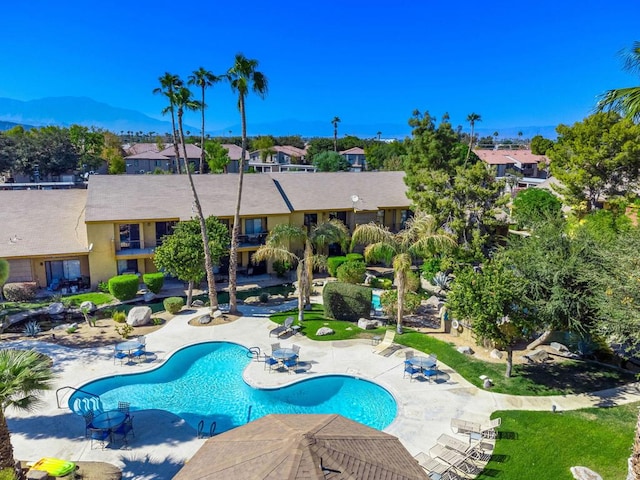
29, 457, 77, 477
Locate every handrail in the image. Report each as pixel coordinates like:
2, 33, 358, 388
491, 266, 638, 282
55, 385, 99, 409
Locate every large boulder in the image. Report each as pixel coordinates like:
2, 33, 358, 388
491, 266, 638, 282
48, 302, 65, 315
570, 466, 602, 480
79, 301, 97, 313
316, 327, 335, 336
127, 306, 152, 326
490, 349, 503, 360
357, 318, 378, 330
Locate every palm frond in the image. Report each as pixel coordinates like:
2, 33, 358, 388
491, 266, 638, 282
351, 222, 393, 251
252, 245, 299, 266
266, 224, 306, 247
311, 219, 350, 250
363, 242, 396, 264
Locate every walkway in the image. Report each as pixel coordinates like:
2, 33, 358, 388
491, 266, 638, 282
5, 306, 640, 480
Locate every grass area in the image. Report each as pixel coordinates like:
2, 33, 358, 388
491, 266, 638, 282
270, 304, 386, 341
63, 292, 114, 307
394, 331, 636, 396
478, 403, 638, 479
0, 469, 16, 480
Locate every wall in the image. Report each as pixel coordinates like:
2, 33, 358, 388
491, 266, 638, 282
87, 223, 118, 287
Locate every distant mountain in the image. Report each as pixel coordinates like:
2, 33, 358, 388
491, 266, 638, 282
0, 96, 199, 134
0, 119, 35, 131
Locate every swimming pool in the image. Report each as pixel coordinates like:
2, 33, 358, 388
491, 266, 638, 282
372, 291, 382, 311
69, 342, 397, 434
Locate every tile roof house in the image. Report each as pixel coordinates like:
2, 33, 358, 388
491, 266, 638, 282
248, 145, 312, 173
339, 147, 366, 172
222, 143, 244, 173
474, 149, 548, 188
174, 414, 429, 480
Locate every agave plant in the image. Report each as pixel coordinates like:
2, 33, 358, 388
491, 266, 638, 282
431, 271, 452, 290
22, 320, 42, 337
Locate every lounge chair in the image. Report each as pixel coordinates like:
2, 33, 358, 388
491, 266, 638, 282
269, 316, 294, 337
437, 434, 489, 463
451, 416, 501, 439
480, 417, 501, 439
414, 452, 455, 480
429, 444, 477, 475
372, 330, 395, 354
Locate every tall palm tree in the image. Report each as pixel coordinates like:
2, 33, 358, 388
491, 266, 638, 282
153, 73, 183, 174
597, 40, 640, 122
253, 220, 350, 322
351, 211, 455, 334
173, 85, 220, 313
225, 53, 269, 315
465, 113, 481, 163
332, 116, 341, 152
188, 67, 221, 175
0, 349, 54, 475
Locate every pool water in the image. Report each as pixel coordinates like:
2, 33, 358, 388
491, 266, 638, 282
69, 342, 397, 434
372, 292, 382, 311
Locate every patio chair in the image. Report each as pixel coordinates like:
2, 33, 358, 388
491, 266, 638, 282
263, 355, 279, 372
88, 427, 110, 450
429, 444, 477, 475
270, 342, 281, 354
423, 365, 439, 383
131, 346, 146, 362
269, 317, 294, 337
83, 411, 95, 438
137, 335, 146, 346
291, 344, 301, 356
414, 451, 451, 479
403, 363, 422, 382
404, 350, 415, 364
372, 330, 395, 355
437, 434, 488, 462
284, 356, 298, 373
450, 417, 481, 435
113, 348, 128, 365
112, 415, 135, 446
117, 402, 130, 415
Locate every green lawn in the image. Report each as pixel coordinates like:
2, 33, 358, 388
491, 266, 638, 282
478, 404, 638, 479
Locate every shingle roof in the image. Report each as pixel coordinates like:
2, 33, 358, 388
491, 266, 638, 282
0, 189, 88, 258
474, 149, 548, 165
340, 147, 365, 155
173, 414, 428, 480
267, 171, 409, 212
222, 143, 244, 161
158, 143, 203, 158
123, 142, 167, 155
85, 174, 292, 222
124, 150, 170, 160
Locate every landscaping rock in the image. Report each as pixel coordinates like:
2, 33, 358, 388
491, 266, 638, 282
457, 346, 474, 355
79, 301, 97, 313
127, 306, 152, 326
358, 318, 378, 330
244, 296, 261, 304
198, 314, 211, 324
48, 302, 65, 315
316, 327, 335, 336
523, 349, 549, 363
483, 378, 493, 388
143, 291, 156, 303
550, 341, 570, 353
570, 466, 602, 480
489, 349, 503, 360
191, 299, 204, 307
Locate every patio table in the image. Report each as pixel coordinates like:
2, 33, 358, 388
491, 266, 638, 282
115, 341, 143, 354
407, 356, 436, 370
272, 348, 297, 361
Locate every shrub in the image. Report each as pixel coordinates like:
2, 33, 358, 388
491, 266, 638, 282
406, 271, 421, 293
336, 261, 366, 284
322, 281, 372, 321
421, 257, 442, 280
115, 323, 134, 339
431, 271, 452, 290
97, 281, 110, 293
152, 317, 163, 326
259, 292, 270, 303
272, 260, 291, 278
66, 325, 78, 334
163, 296, 185, 314
143, 272, 164, 294
3, 282, 37, 302
380, 290, 421, 318
108, 274, 139, 301
23, 320, 41, 337
346, 253, 364, 263
327, 256, 347, 277
112, 311, 126, 323
370, 277, 393, 289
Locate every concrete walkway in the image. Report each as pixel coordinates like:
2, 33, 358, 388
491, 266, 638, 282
5, 306, 640, 480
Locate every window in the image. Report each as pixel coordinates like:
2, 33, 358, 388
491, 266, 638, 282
329, 211, 347, 224
156, 221, 177, 244
45, 260, 81, 283
244, 218, 264, 235
304, 213, 318, 228
117, 259, 139, 274
119, 224, 140, 249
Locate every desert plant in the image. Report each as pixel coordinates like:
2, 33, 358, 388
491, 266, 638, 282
272, 260, 291, 278
66, 325, 78, 334
421, 256, 442, 280
152, 317, 163, 326
327, 256, 348, 277
336, 260, 367, 284
163, 297, 185, 314
143, 272, 165, 294
108, 274, 139, 301
22, 320, 41, 337
259, 292, 270, 303
346, 253, 364, 262
114, 323, 134, 339
370, 277, 393, 289
431, 271, 452, 290
112, 311, 126, 323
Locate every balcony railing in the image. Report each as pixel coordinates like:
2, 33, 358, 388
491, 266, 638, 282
238, 232, 267, 248
115, 247, 155, 258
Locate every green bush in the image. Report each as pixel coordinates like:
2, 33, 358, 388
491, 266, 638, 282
97, 281, 109, 293
112, 311, 126, 323
380, 290, 421, 318
370, 277, 393, 289
336, 261, 366, 284
163, 296, 185, 314
273, 260, 291, 278
346, 253, 364, 262
3, 282, 37, 302
406, 271, 420, 293
420, 257, 442, 280
322, 281, 372, 321
108, 274, 139, 301
327, 256, 347, 277
259, 292, 270, 303
143, 272, 165, 294
0, 467, 17, 480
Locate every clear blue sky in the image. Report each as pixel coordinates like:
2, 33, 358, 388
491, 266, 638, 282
1, 0, 638, 137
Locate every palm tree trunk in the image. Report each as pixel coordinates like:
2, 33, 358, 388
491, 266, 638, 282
177, 112, 219, 313
632, 410, 640, 479
465, 123, 474, 164
0, 408, 17, 473
297, 261, 306, 323
303, 240, 313, 309
200, 86, 206, 174
228, 95, 247, 315
186, 280, 194, 308
333, 127, 338, 152
395, 271, 405, 334
170, 106, 181, 174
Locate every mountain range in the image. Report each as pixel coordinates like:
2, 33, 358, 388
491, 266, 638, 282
0, 96, 558, 139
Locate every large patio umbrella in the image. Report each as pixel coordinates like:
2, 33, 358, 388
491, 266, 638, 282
174, 414, 429, 480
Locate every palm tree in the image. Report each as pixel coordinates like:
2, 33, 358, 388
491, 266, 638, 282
465, 113, 481, 163
0, 349, 54, 475
188, 68, 221, 175
225, 53, 269, 315
332, 116, 341, 152
597, 41, 640, 122
253, 220, 350, 322
173, 85, 220, 314
0, 259, 9, 302
153, 73, 183, 174
351, 211, 455, 334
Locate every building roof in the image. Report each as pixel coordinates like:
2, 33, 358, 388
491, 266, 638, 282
0, 189, 88, 258
123, 143, 166, 156
173, 414, 428, 480
159, 143, 203, 159
340, 147, 365, 155
274, 145, 307, 157
222, 143, 244, 161
268, 171, 409, 212
85, 174, 292, 222
124, 150, 170, 160
474, 149, 548, 166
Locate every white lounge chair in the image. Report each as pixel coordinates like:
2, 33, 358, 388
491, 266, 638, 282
414, 452, 457, 480
372, 330, 395, 354
269, 316, 294, 337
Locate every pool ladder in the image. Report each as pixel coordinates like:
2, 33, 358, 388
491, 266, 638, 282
197, 420, 217, 438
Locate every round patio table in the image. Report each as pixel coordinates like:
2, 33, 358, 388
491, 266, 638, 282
92, 410, 126, 430
272, 348, 297, 360
115, 341, 142, 353
407, 356, 436, 369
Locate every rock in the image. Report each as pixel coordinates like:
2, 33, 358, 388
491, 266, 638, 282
79, 301, 97, 313
358, 318, 378, 330
316, 327, 335, 336
198, 314, 211, 324
570, 466, 602, 480
550, 341, 570, 353
48, 302, 65, 315
483, 378, 493, 388
191, 299, 204, 307
490, 349, 503, 360
144, 291, 157, 303
127, 306, 152, 326
457, 346, 474, 355
523, 349, 549, 363
243, 296, 261, 304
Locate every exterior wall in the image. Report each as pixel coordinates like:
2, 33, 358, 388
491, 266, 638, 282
87, 223, 118, 287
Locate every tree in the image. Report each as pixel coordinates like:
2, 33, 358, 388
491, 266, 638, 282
312, 151, 350, 172
253, 220, 350, 322
154, 217, 229, 307
351, 211, 455, 333
0, 349, 55, 474
102, 131, 124, 174
548, 112, 640, 212
364, 141, 406, 171
447, 260, 533, 377
332, 116, 341, 152
68, 125, 104, 173
465, 112, 481, 163
530, 135, 554, 155
153, 73, 183, 174
511, 188, 562, 229
204, 140, 231, 173
0, 134, 16, 175
597, 41, 640, 122
225, 53, 269, 315
253, 136, 276, 163
188, 67, 221, 174
172, 85, 221, 314
0, 259, 8, 302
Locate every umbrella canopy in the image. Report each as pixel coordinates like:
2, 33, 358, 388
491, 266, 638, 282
174, 414, 429, 480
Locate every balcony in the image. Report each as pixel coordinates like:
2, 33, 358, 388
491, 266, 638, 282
237, 232, 267, 248
115, 247, 155, 259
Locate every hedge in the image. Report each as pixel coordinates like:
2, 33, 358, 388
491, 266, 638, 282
336, 261, 366, 284
322, 281, 372, 322
346, 253, 364, 262
108, 274, 139, 301
163, 296, 184, 314
143, 272, 164, 294
3, 282, 37, 302
327, 256, 347, 277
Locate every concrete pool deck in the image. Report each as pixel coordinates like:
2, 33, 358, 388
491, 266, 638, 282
5, 306, 640, 479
